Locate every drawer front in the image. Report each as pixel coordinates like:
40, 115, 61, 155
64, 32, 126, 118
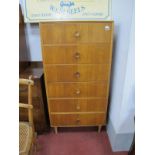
40, 22, 113, 44
51, 113, 106, 126
42, 44, 111, 64
44, 64, 109, 82
47, 82, 108, 98
49, 98, 107, 113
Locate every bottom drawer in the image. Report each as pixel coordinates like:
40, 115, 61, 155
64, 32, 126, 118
50, 113, 106, 126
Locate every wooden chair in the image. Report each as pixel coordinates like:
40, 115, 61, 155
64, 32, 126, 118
19, 77, 35, 155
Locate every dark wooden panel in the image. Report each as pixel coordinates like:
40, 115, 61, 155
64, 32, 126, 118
19, 67, 50, 133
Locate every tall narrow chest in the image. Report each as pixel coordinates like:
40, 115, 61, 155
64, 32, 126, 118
40, 21, 114, 133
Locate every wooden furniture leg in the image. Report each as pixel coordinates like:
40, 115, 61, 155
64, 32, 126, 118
98, 126, 102, 133
54, 127, 58, 134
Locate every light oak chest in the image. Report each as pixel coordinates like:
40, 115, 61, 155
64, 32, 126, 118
40, 21, 114, 133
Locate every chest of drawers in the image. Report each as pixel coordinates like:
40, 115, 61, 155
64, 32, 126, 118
40, 21, 114, 133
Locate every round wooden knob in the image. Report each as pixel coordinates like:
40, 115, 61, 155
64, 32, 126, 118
76, 119, 80, 123
76, 89, 80, 95
75, 31, 80, 38
74, 72, 80, 78
76, 105, 80, 110
74, 52, 80, 59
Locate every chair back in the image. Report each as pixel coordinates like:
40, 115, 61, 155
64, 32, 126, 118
19, 76, 34, 130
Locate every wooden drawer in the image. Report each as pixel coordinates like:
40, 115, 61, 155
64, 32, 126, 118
42, 44, 111, 64
51, 113, 106, 126
44, 64, 109, 82
49, 98, 107, 113
47, 82, 108, 98
40, 22, 113, 44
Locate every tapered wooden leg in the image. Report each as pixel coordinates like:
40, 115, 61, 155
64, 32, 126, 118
98, 126, 102, 133
54, 127, 58, 134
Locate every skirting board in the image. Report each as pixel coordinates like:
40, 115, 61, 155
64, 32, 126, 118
107, 119, 134, 152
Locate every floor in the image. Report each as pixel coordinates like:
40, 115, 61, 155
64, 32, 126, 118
36, 127, 128, 155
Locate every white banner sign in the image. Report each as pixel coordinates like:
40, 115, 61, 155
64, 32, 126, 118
24, 0, 112, 23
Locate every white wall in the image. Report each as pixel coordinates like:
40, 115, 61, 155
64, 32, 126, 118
107, 0, 135, 151
25, 24, 42, 61
118, 12, 135, 133
109, 0, 135, 132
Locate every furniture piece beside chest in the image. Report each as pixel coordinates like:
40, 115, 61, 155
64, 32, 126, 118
40, 21, 114, 133
19, 66, 49, 134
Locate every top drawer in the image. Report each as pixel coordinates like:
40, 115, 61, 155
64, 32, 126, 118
40, 22, 113, 44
